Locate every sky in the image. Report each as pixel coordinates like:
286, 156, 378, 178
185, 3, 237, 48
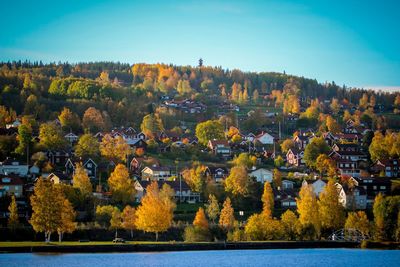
1, 0, 399, 90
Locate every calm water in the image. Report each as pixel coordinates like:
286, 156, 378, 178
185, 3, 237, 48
0, 249, 399, 267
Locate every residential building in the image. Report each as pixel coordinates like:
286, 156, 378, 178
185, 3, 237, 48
336, 183, 367, 210
249, 168, 273, 183
302, 179, 326, 197
255, 131, 274, 145
141, 166, 172, 181
0, 174, 24, 197
0, 158, 29, 177
204, 166, 229, 182
370, 159, 399, 178
208, 140, 231, 158
286, 148, 304, 166
65, 158, 98, 179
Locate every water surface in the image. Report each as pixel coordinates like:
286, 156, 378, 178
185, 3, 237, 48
1, 249, 399, 267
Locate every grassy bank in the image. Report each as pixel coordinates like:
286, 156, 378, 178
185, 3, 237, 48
0, 241, 360, 253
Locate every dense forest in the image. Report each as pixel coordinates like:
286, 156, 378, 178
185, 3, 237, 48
0, 60, 397, 131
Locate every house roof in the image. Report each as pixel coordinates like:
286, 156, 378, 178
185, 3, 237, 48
205, 166, 229, 174
142, 166, 170, 172
208, 140, 229, 147
48, 171, 70, 181
138, 180, 191, 192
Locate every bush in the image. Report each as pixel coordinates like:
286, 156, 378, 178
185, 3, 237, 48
183, 226, 211, 242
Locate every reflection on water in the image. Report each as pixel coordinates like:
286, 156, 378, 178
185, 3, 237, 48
0, 249, 400, 267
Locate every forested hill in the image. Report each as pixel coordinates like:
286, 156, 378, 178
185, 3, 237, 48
0, 61, 397, 129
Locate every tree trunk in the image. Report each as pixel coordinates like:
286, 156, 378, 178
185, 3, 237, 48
58, 232, 63, 242
130, 229, 133, 239
155, 232, 158, 241
115, 229, 118, 239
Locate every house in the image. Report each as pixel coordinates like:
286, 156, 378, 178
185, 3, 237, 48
329, 144, 367, 162
204, 166, 229, 182
0, 174, 24, 197
125, 138, 147, 150
64, 132, 79, 143
336, 159, 362, 178
286, 148, 304, 166
136, 132, 147, 140
65, 158, 97, 179
274, 187, 297, 209
135, 180, 201, 203
370, 159, 399, 178
129, 157, 160, 174
208, 140, 231, 158
282, 180, 295, 190
47, 150, 71, 165
293, 135, 312, 150
47, 172, 71, 184
349, 176, 391, 207
336, 183, 367, 210
0, 158, 29, 177
302, 179, 326, 197
249, 168, 273, 183
29, 165, 40, 177
141, 166, 172, 181
255, 131, 274, 145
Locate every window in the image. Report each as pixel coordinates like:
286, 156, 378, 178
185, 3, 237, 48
373, 186, 377, 190
87, 163, 92, 168
380, 186, 386, 190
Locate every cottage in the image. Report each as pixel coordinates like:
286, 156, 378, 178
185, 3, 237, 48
47, 150, 71, 165
208, 140, 231, 158
255, 131, 274, 145
302, 179, 326, 197
249, 168, 273, 183
349, 176, 391, 207
204, 166, 229, 182
65, 158, 97, 179
141, 166, 172, 181
336, 183, 367, 210
286, 148, 304, 166
370, 159, 399, 178
64, 132, 79, 143
47, 172, 71, 184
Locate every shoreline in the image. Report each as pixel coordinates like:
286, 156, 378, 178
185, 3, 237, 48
0, 241, 362, 253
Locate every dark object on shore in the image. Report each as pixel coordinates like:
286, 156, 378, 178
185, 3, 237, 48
113, 238, 125, 243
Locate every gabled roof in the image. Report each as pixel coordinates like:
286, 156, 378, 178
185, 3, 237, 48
205, 166, 229, 174
208, 139, 229, 147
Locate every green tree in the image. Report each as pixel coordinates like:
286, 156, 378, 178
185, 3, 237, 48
15, 124, 32, 156
232, 153, 257, 168
274, 155, 285, 167
96, 205, 118, 228
280, 139, 295, 153
39, 122, 67, 150
303, 137, 330, 169
75, 134, 100, 159
140, 113, 164, 138
369, 131, 390, 161
373, 193, 386, 241
195, 120, 225, 146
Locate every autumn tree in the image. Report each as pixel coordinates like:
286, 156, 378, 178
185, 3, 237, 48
205, 194, 220, 223
0, 106, 16, 128
252, 89, 259, 103
177, 79, 192, 95
225, 165, 251, 196
373, 193, 386, 241
193, 207, 209, 230
330, 98, 340, 115
303, 137, 330, 169
280, 139, 295, 153
82, 107, 106, 133
316, 154, 337, 178
108, 164, 136, 204
75, 134, 100, 159
8, 195, 20, 230
95, 205, 118, 228
181, 163, 206, 193
345, 211, 370, 238
100, 134, 131, 163
281, 210, 299, 240
244, 213, 283, 241
219, 197, 235, 231
318, 180, 345, 232
122, 205, 137, 239
135, 181, 175, 241
296, 184, 320, 239
273, 168, 282, 188
110, 208, 122, 238
261, 182, 274, 218
140, 113, 164, 138
369, 131, 390, 161
359, 93, 369, 109
58, 107, 81, 132
30, 178, 72, 242
72, 163, 92, 197
57, 199, 76, 242
39, 122, 67, 150
232, 153, 257, 168
195, 120, 225, 146
326, 115, 341, 134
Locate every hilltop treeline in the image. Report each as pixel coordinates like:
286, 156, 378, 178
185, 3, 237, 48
0, 60, 397, 128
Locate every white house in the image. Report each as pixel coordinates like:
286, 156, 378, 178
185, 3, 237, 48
282, 180, 295, 190
249, 168, 273, 183
141, 166, 172, 181
64, 132, 79, 143
255, 131, 274, 145
335, 183, 367, 210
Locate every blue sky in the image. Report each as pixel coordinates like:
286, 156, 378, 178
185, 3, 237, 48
1, 0, 399, 89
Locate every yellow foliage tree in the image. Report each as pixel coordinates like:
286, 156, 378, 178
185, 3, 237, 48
135, 181, 175, 240
8, 195, 19, 230
261, 182, 274, 218
318, 180, 345, 231
108, 164, 136, 204
193, 207, 209, 230
100, 134, 132, 163
72, 163, 92, 197
345, 211, 370, 238
57, 199, 76, 242
296, 184, 320, 239
122, 205, 137, 239
219, 197, 235, 231
225, 166, 251, 196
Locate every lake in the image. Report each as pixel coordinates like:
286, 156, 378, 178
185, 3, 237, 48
0, 249, 399, 267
